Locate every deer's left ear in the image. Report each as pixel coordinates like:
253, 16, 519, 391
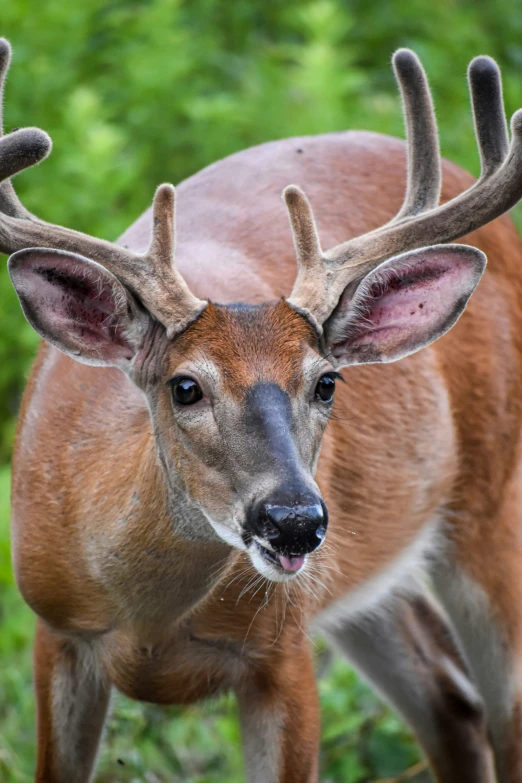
323, 244, 486, 367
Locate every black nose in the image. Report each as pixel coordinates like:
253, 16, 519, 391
251, 499, 328, 556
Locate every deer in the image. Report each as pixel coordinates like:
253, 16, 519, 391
4, 31, 522, 781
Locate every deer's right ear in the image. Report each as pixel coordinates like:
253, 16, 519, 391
8, 248, 150, 368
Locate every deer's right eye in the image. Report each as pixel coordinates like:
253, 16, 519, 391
170, 377, 203, 406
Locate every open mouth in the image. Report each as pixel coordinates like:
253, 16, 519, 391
255, 541, 306, 573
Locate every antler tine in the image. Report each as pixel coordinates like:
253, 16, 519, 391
468, 55, 509, 177
283, 185, 326, 329
147, 183, 176, 267
0, 38, 51, 219
285, 51, 522, 326
392, 48, 441, 219
283, 185, 322, 269
0, 39, 206, 334
0, 128, 51, 186
144, 183, 207, 336
0, 37, 11, 136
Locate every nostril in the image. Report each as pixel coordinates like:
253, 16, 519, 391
263, 520, 281, 540
259, 506, 283, 541
316, 523, 327, 542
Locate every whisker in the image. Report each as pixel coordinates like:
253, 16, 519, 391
304, 570, 333, 597
223, 565, 256, 595
287, 601, 316, 648
297, 574, 321, 603
207, 554, 234, 582
241, 591, 271, 653
237, 571, 265, 603
250, 576, 269, 602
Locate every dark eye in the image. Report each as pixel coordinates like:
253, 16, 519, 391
170, 377, 203, 406
315, 374, 336, 403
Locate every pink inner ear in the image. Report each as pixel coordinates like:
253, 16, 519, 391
359, 263, 462, 339
37, 261, 130, 349
328, 246, 484, 363
13, 251, 135, 363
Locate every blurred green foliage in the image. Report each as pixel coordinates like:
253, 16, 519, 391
1, 0, 521, 779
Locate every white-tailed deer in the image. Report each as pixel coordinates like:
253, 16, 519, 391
4, 35, 522, 781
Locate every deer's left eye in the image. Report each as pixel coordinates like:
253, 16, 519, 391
170, 377, 203, 406
315, 373, 339, 403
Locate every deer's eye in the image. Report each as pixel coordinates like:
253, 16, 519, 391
170, 377, 203, 406
315, 374, 336, 403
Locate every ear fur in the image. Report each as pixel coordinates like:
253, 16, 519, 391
8, 248, 149, 368
323, 244, 486, 367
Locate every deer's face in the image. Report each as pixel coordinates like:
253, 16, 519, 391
10, 241, 486, 581
149, 300, 334, 581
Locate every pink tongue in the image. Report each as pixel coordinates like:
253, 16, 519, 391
278, 554, 306, 572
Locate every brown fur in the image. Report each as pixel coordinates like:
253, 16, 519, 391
12, 131, 522, 781
172, 300, 317, 397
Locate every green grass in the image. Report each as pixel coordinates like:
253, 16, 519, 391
0, 466, 425, 783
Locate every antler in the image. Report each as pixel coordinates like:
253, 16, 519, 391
0, 38, 205, 335
284, 49, 522, 326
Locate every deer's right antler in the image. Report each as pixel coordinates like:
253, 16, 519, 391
0, 38, 206, 335
284, 49, 522, 326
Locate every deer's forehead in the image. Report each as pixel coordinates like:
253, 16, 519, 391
168, 300, 318, 396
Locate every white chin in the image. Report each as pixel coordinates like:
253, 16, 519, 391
249, 546, 303, 583
202, 514, 304, 583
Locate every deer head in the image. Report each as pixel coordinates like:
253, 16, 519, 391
3, 39, 521, 581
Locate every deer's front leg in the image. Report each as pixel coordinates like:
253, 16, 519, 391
236, 637, 320, 783
33, 619, 111, 783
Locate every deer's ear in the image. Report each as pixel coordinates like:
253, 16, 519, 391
8, 248, 149, 368
323, 244, 486, 367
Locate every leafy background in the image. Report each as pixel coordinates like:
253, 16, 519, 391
1, 0, 521, 780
